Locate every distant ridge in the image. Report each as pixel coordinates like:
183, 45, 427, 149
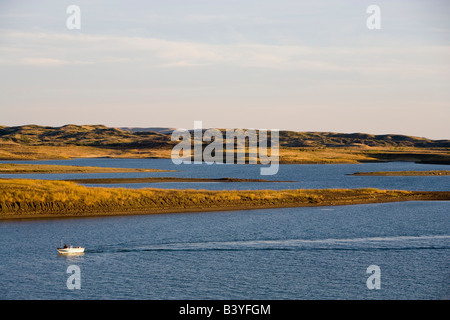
277, 131, 450, 148
0, 124, 449, 164
120, 127, 177, 135
0, 124, 171, 148
0, 124, 448, 149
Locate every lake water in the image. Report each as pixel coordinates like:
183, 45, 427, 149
0, 159, 449, 300
1, 158, 449, 191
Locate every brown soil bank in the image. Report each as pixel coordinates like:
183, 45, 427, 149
350, 170, 450, 176
0, 179, 448, 220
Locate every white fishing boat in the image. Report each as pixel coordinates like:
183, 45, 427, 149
57, 243, 85, 254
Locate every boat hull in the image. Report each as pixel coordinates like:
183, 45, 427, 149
57, 247, 85, 254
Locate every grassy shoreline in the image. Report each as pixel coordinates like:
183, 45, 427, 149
0, 145, 448, 165
0, 163, 173, 174
64, 177, 294, 184
0, 179, 448, 220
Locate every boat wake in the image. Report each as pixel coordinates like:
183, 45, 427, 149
86, 235, 450, 254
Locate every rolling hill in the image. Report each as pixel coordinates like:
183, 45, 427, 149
0, 124, 448, 163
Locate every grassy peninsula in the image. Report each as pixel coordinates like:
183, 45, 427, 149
0, 163, 172, 174
64, 177, 293, 184
1, 179, 448, 220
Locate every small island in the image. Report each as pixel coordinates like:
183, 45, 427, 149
349, 170, 449, 176
64, 177, 294, 184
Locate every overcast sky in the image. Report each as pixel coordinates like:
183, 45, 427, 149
0, 0, 449, 139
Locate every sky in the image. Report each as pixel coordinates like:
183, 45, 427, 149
0, 0, 449, 139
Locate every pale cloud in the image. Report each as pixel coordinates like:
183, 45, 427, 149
20, 57, 89, 66
0, 0, 448, 139
1, 30, 449, 79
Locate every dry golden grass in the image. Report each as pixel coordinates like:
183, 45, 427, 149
1, 179, 448, 219
0, 144, 173, 160
0, 143, 448, 165
1, 125, 448, 164
279, 147, 450, 164
279, 147, 370, 164
0, 163, 172, 174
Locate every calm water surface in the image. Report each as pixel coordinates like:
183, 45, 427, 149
1, 158, 449, 191
0, 159, 449, 299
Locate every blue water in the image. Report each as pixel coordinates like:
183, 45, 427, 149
0, 159, 449, 300
0, 158, 449, 191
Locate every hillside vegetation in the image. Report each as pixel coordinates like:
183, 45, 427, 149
0, 124, 448, 163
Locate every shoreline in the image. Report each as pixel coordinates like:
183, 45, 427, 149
0, 145, 449, 165
64, 177, 295, 184
1, 197, 448, 221
1, 179, 448, 220
0, 163, 174, 174
1, 154, 449, 165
